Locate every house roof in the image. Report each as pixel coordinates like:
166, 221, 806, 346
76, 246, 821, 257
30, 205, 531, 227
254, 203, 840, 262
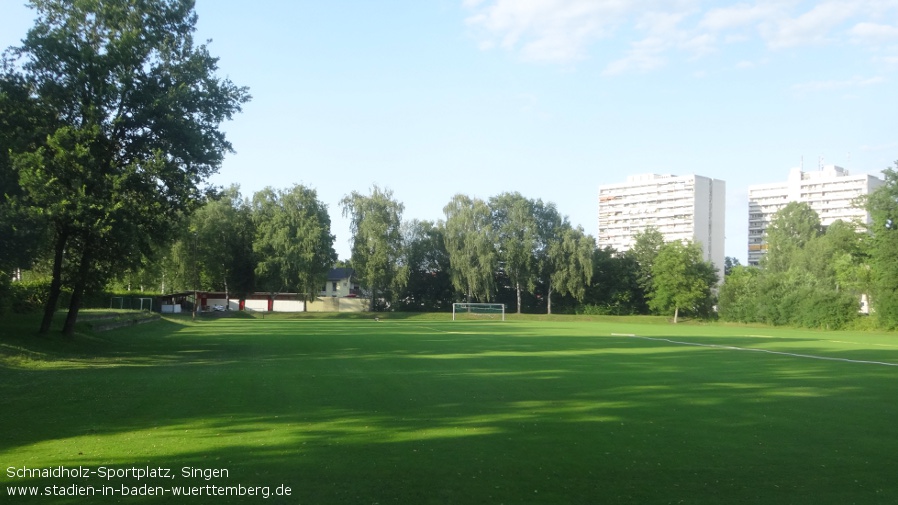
327, 267, 354, 281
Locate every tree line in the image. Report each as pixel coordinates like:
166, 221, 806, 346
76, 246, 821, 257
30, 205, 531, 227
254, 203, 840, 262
718, 164, 898, 330
94, 185, 607, 315
0, 0, 720, 335
112, 184, 721, 321
4, 0, 896, 334
2, 174, 725, 325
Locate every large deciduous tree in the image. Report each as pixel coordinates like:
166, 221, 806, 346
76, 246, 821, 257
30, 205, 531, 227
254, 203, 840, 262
2, 0, 249, 335
544, 221, 594, 314
490, 192, 538, 314
443, 194, 496, 302
648, 240, 718, 323
341, 185, 407, 311
763, 201, 822, 274
629, 227, 665, 305
583, 246, 644, 315
717, 264, 761, 323
252, 185, 337, 304
866, 163, 898, 328
188, 186, 255, 299
396, 219, 452, 311
0, 73, 52, 279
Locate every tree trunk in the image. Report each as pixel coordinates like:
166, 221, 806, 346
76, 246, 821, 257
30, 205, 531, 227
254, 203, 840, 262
547, 282, 553, 315
516, 282, 522, 314
673, 306, 679, 324
39, 228, 69, 334
62, 240, 93, 337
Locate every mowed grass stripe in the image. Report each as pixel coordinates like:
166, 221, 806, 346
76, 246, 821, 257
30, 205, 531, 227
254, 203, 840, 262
1, 316, 897, 504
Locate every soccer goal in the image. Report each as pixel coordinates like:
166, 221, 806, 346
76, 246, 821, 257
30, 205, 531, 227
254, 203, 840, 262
136, 297, 153, 311
452, 302, 506, 321
110, 297, 154, 311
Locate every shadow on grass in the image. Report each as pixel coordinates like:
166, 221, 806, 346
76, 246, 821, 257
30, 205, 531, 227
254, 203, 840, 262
2, 317, 898, 504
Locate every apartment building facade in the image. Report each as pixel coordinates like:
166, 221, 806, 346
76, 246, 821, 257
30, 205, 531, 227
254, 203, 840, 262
747, 165, 883, 265
598, 174, 726, 273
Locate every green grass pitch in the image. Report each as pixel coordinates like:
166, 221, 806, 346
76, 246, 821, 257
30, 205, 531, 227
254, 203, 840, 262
2, 313, 898, 504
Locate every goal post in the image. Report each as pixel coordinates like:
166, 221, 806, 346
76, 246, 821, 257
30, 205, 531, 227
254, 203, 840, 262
136, 297, 153, 311
452, 302, 506, 321
110, 297, 154, 311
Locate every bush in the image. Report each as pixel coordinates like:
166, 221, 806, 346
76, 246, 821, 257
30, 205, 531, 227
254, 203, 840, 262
3, 280, 71, 314
794, 290, 859, 330
576, 303, 639, 316
0, 274, 10, 316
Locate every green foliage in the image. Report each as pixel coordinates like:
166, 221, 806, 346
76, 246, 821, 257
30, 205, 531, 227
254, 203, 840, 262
866, 164, 898, 329
584, 247, 646, 314
629, 227, 665, 301
545, 222, 594, 314
2, 0, 249, 335
755, 269, 859, 329
443, 194, 497, 302
0, 279, 71, 315
253, 185, 337, 299
576, 303, 634, 316
191, 186, 255, 295
0, 74, 52, 274
395, 219, 453, 311
790, 288, 860, 330
647, 241, 717, 322
490, 192, 539, 313
717, 265, 761, 323
341, 185, 407, 311
721, 202, 867, 329
763, 201, 822, 274
724, 256, 741, 276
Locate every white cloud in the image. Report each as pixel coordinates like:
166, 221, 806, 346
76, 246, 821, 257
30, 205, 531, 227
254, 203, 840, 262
860, 141, 898, 152
735, 58, 769, 68
849, 22, 898, 42
463, 0, 898, 71
682, 33, 718, 57
464, 0, 638, 62
764, 1, 861, 49
603, 37, 669, 75
698, 2, 786, 32
791, 75, 886, 92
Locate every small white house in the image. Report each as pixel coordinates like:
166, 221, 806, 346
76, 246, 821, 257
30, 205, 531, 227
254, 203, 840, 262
321, 268, 361, 298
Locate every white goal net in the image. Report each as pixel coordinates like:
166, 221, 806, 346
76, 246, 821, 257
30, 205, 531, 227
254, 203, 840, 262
452, 302, 506, 321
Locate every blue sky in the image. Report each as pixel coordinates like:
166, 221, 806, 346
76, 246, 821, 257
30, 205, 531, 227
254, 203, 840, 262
3, 0, 897, 263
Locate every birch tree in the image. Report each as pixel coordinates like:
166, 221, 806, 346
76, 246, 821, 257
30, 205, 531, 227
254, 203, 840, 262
490, 192, 537, 313
253, 185, 336, 304
545, 222, 594, 314
341, 185, 407, 311
443, 194, 496, 302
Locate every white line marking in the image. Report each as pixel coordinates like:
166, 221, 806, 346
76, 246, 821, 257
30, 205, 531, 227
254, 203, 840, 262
624, 334, 898, 367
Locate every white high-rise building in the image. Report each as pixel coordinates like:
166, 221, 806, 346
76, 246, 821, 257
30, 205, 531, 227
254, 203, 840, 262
747, 165, 883, 266
598, 174, 726, 273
